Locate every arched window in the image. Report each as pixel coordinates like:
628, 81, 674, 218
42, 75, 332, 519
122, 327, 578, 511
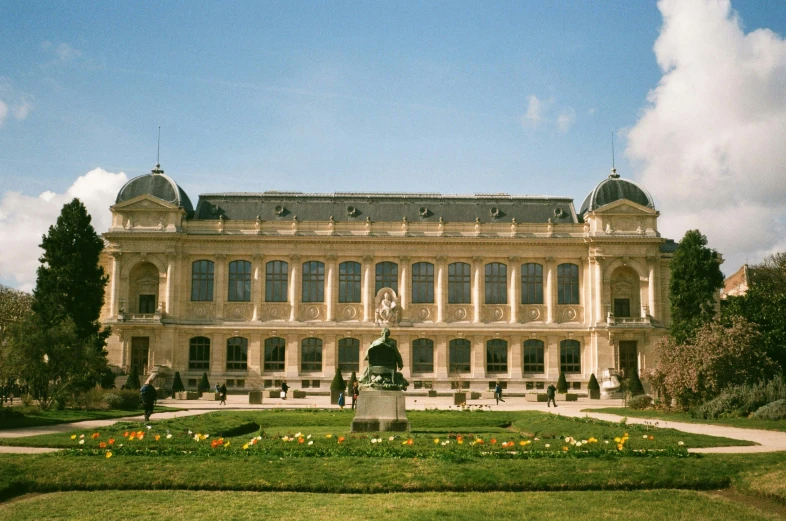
228, 260, 251, 302
412, 338, 434, 373
411, 262, 435, 304
449, 339, 471, 374
265, 261, 288, 302
338, 338, 360, 372
375, 262, 398, 293
557, 263, 579, 304
448, 262, 471, 304
521, 263, 543, 305
339, 261, 361, 303
485, 262, 507, 304
560, 339, 581, 373
191, 260, 214, 301
189, 337, 210, 370
264, 337, 286, 371
523, 339, 544, 373
226, 337, 248, 371
486, 339, 508, 373
301, 338, 323, 372
302, 261, 325, 302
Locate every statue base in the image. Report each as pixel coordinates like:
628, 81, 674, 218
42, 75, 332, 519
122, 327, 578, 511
351, 390, 410, 432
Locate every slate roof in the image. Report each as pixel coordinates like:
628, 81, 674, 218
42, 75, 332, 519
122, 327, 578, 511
192, 192, 579, 224
580, 171, 655, 215
116, 167, 194, 216
659, 239, 678, 253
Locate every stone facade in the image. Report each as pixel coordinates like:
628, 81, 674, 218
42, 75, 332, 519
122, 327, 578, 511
100, 169, 674, 393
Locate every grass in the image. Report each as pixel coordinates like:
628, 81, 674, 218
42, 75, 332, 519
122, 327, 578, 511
0, 406, 179, 430
1, 490, 784, 521
582, 407, 786, 432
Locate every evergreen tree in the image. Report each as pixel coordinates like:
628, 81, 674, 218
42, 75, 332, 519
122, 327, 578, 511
669, 230, 724, 344
198, 372, 210, 393
330, 368, 346, 392
587, 373, 600, 392
557, 371, 568, 393
172, 372, 185, 395
626, 370, 645, 397
124, 365, 141, 390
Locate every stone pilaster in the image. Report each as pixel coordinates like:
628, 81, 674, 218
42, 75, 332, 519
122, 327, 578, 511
289, 255, 300, 322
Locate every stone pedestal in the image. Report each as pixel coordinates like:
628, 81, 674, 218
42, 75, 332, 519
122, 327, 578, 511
351, 390, 410, 432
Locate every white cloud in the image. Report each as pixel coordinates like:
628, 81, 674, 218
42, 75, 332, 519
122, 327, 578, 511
11, 99, 32, 120
0, 168, 127, 292
54, 43, 81, 62
626, 0, 786, 273
0, 100, 7, 127
0, 79, 34, 125
523, 95, 548, 127
557, 108, 576, 132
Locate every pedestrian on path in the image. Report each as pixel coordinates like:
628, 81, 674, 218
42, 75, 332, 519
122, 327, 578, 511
140, 376, 158, 422
351, 381, 359, 410
546, 383, 557, 408
219, 383, 227, 405
338, 392, 345, 411
494, 382, 505, 404
281, 380, 289, 400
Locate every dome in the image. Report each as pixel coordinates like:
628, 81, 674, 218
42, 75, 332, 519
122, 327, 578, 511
115, 164, 194, 216
579, 169, 655, 215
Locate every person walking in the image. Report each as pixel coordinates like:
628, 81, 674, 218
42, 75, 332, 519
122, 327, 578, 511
219, 382, 227, 406
140, 377, 158, 422
351, 381, 359, 410
338, 392, 346, 411
281, 380, 289, 400
546, 383, 558, 408
494, 382, 505, 405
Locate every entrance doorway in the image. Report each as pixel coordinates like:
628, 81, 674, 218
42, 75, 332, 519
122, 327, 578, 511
131, 337, 149, 375
619, 341, 638, 378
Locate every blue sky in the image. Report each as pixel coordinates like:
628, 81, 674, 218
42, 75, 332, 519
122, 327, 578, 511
2, 1, 786, 289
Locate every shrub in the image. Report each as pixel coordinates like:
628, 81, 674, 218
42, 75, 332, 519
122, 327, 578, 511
557, 372, 568, 393
627, 395, 653, 410
100, 367, 116, 389
198, 372, 210, 393
587, 373, 600, 391
73, 387, 109, 410
753, 399, 786, 420
110, 389, 142, 410
626, 371, 645, 397
124, 366, 141, 390
692, 378, 786, 419
330, 369, 346, 392
102, 393, 124, 410
171, 372, 185, 395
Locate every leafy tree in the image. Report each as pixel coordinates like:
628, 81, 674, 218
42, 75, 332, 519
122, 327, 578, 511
198, 372, 210, 393
124, 366, 141, 390
669, 230, 724, 344
0, 285, 33, 343
557, 371, 568, 393
647, 317, 778, 407
172, 372, 185, 395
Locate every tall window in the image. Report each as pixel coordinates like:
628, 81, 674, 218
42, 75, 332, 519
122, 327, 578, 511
339, 261, 361, 303
485, 263, 507, 304
302, 261, 325, 302
226, 337, 248, 371
189, 337, 210, 370
228, 260, 251, 302
375, 262, 398, 293
557, 263, 579, 305
560, 339, 581, 373
521, 263, 543, 305
449, 339, 471, 373
411, 262, 435, 304
523, 339, 544, 373
338, 338, 360, 372
486, 339, 508, 373
266, 261, 288, 302
264, 337, 286, 371
191, 260, 214, 301
412, 338, 434, 373
301, 338, 323, 372
448, 262, 471, 304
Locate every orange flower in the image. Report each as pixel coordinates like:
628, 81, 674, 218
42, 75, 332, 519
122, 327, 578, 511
457, 436, 464, 445
490, 438, 497, 445
99, 442, 106, 449
298, 437, 304, 444
406, 439, 414, 446
91, 432, 100, 439
338, 436, 345, 444
562, 446, 569, 452
129, 433, 136, 440
475, 439, 484, 445
123, 432, 129, 438
137, 431, 143, 437
137, 434, 144, 441
155, 434, 161, 441
617, 444, 624, 451
108, 438, 115, 445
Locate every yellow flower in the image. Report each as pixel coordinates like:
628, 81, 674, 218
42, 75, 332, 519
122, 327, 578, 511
105, 451, 112, 458
617, 444, 624, 451
326, 434, 333, 438
562, 446, 568, 452
614, 437, 621, 443
243, 443, 249, 450
70, 435, 76, 440
155, 435, 161, 441
588, 437, 597, 443
434, 438, 440, 444
224, 441, 230, 447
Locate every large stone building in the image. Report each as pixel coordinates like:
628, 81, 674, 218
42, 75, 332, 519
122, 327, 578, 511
100, 164, 675, 393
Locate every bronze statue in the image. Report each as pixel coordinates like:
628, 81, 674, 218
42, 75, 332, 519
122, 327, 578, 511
359, 328, 408, 391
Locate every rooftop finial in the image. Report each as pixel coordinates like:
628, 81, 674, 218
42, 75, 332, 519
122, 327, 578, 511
152, 126, 163, 174
609, 129, 619, 178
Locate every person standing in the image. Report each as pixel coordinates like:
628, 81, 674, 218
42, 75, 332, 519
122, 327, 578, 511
351, 380, 359, 410
140, 377, 158, 422
338, 392, 345, 411
546, 383, 558, 408
494, 382, 505, 404
281, 380, 289, 400
219, 382, 227, 406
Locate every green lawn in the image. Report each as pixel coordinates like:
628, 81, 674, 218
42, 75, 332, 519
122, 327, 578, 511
1, 490, 783, 521
582, 407, 786, 432
0, 406, 179, 430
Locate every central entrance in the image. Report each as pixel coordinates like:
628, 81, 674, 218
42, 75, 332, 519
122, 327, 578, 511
619, 341, 638, 378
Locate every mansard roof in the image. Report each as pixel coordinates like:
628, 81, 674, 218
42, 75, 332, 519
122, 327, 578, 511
192, 192, 578, 224
116, 165, 194, 216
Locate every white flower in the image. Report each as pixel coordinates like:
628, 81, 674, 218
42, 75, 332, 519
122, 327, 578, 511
307, 435, 312, 439
166, 434, 173, 439
678, 441, 684, 446
371, 439, 377, 444
389, 436, 395, 441
308, 440, 314, 445
534, 437, 539, 441
643, 435, 649, 439
604, 440, 609, 444
78, 439, 85, 445
565, 437, 572, 443
79, 434, 85, 439
545, 444, 550, 448
295, 432, 302, 438
146, 425, 152, 430
188, 430, 193, 435
575, 442, 582, 447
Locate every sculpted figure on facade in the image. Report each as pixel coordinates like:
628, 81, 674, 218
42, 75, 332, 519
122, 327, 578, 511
375, 289, 400, 325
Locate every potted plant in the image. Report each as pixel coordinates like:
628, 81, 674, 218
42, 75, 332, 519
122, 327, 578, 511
292, 390, 307, 399
198, 372, 213, 399
248, 386, 263, 404
557, 371, 568, 394
330, 369, 346, 405
450, 372, 467, 405
587, 373, 600, 400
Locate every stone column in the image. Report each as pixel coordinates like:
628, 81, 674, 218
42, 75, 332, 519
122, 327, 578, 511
324, 334, 337, 378
326, 254, 337, 321
436, 256, 446, 323
109, 252, 121, 318
472, 257, 483, 323
398, 256, 410, 318
214, 254, 226, 319
211, 333, 225, 378
545, 258, 555, 324
285, 334, 300, 378
510, 335, 523, 379
647, 256, 657, 319
398, 335, 411, 380
509, 257, 519, 324
593, 256, 605, 325
435, 335, 448, 379
248, 334, 262, 378
472, 335, 486, 379
289, 255, 300, 322
165, 254, 175, 317
363, 255, 374, 322
546, 335, 560, 380
252, 254, 263, 321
